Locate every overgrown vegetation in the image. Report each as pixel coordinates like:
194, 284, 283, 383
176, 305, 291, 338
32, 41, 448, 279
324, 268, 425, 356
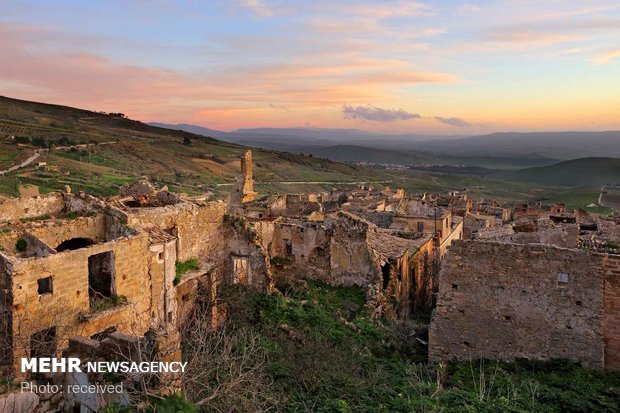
269, 255, 292, 267
175, 258, 200, 285
174, 281, 620, 412
89, 293, 128, 313
19, 214, 51, 222
15, 237, 27, 252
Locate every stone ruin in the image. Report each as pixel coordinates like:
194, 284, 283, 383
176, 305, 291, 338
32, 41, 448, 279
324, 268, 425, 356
1, 149, 619, 411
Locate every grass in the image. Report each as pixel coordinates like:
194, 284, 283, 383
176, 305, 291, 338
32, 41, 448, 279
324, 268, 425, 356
19, 214, 51, 222
89, 293, 128, 313
175, 258, 200, 285
0, 176, 20, 197
196, 281, 620, 412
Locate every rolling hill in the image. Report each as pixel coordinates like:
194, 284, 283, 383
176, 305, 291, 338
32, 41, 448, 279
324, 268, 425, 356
151, 123, 620, 161
500, 157, 620, 188
0, 96, 391, 198
2, 96, 615, 213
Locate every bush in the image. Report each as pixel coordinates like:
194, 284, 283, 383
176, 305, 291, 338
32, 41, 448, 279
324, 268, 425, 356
15, 238, 27, 252
175, 258, 200, 285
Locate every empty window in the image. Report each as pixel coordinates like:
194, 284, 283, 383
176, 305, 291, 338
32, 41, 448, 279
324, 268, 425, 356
417, 222, 425, 232
88, 251, 115, 302
37, 276, 53, 295
558, 272, 569, 285
233, 256, 250, 284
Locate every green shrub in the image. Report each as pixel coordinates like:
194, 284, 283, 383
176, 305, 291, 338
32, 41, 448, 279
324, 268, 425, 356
174, 258, 200, 286
605, 240, 619, 249
15, 238, 27, 252
270, 256, 292, 266
153, 393, 196, 413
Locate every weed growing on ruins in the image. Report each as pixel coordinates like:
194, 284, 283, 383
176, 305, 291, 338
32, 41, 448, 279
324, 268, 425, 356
14, 237, 27, 252
19, 214, 51, 222
605, 240, 620, 249
175, 258, 200, 285
173, 282, 620, 412
269, 256, 292, 267
58, 210, 97, 220
89, 293, 128, 313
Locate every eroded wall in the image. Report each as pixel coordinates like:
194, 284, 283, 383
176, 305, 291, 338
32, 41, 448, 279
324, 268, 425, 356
124, 201, 227, 262
603, 254, 620, 370
8, 233, 152, 371
429, 241, 605, 368
254, 220, 331, 281
0, 193, 64, 222
327, 213, 379, 286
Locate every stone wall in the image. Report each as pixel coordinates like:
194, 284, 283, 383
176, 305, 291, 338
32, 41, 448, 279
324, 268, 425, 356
27, 215, 107, 249
603, 254, 620, 370
438, 218, 463, 258
225, 218, 272, 290
123, 200, 227, 262
429, 240, 605, 368
0, 193, 64, 222
0, 253, 13, 371
327, 212, 379, 286
254, 220, 331, 282
6, 233, 152, 373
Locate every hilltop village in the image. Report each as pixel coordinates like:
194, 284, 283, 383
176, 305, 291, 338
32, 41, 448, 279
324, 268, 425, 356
1, 150, 620, 411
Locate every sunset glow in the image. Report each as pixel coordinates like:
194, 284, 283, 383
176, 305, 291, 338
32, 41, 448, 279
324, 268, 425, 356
2, 0, 619, 133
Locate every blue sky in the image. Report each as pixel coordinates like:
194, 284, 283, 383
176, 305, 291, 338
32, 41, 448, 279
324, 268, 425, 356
1, 0, 619, 133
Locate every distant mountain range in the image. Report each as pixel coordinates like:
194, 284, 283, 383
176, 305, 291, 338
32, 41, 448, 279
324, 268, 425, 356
149, 123, 620, 168
499, 157, 620, 187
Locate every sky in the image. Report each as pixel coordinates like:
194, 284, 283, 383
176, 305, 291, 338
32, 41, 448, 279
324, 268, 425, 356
1, 0, 619, 134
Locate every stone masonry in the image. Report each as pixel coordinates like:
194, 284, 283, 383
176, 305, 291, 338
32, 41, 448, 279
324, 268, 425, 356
429, 240, 620, 369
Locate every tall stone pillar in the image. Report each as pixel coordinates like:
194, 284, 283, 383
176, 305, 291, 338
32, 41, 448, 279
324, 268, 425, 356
241, 150, 257, 203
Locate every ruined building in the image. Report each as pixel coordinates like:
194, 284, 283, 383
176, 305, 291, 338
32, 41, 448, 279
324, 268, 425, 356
429, 214, 620, 370
0, 178, 270, 379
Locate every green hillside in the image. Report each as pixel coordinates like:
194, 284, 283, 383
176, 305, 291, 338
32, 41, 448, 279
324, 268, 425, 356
2, 96, 608, 211
0, 96, 391, 198
500, 157, 620, 188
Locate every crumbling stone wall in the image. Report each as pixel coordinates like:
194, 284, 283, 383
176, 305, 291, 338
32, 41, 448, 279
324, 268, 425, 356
429, 241, 605, 368
6, 233, 152, 374
122, 200, 227, 262
603, 254, 620, 370
27, 215, 107, 250
327, 212, 379, 286
254, 220, 331, 282
224, 217, 272, 290
0, 193, 64, 221
0, 253, 14, 373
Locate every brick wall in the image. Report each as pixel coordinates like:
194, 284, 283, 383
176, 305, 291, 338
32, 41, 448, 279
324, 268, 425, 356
429, 241, 605, 368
